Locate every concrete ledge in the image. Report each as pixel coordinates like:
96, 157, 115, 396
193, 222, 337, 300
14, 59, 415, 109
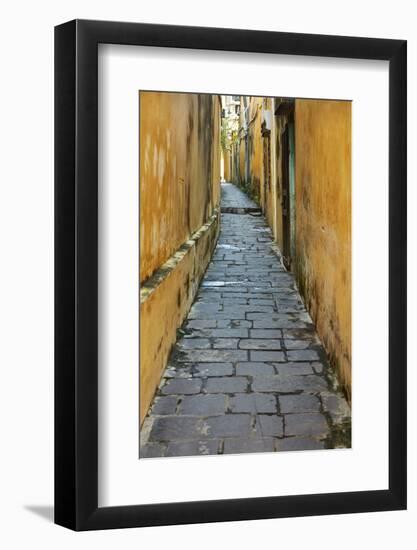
140, 209, 220, 424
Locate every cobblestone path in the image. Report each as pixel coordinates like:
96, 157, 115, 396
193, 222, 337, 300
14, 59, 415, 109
140, 183, 351, 458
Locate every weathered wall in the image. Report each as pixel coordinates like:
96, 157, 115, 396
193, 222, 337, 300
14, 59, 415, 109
268, 108, 286, 250
247, 97, 264, 204
261, 98, 276, 236
234, 97, 264, 203
294, 99, 352, 397
140, 92, 221, 423
140, 92, 221, 283
140, 212, 220, 423
238, 137, 246, 187
223, 148, 232, 181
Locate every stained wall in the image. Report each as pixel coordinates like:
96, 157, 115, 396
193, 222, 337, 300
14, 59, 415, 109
140, 92, 221, 423
294, 99, 352, 397
223, 148, 232, 182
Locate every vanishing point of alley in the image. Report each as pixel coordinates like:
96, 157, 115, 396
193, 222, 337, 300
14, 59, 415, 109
140, 183, 351, 458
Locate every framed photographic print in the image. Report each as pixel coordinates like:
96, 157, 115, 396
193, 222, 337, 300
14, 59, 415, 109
54, 19, 407, 530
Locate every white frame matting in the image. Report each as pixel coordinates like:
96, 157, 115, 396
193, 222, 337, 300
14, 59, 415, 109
98, 43, 389, 507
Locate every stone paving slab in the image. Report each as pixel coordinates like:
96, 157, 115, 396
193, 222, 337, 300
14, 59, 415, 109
229, 393, 277, 413
140, 183, 351, 458
179, 395, 227, 415
223, 438, 275, 454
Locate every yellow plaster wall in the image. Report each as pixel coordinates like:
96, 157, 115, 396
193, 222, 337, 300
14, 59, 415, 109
140, 212, 220, 423
239, 138, 246, 186
294, 99, 352, 397
223, 149, 232, 182
140, 92, 221, 283
269, 113, 286, 250
261, 98, 276, 235
244, 97, 264, 203
139, 92, 221, 423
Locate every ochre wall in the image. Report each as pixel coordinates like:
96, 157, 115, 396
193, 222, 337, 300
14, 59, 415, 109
238, 138, 246, 187
235, 97, 264, 203
268, 111, 286, 250
223, 148, 232, 182
140, 92, 221, 283
140, 212, 219, 423
140, 92, 221, 423
247, 97, 264, 204
294, 99, 352, 397
261, 98, 278, 238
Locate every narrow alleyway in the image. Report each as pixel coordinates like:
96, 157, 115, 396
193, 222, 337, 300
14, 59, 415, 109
220, 182, 260, 212
140, 183, 351, 457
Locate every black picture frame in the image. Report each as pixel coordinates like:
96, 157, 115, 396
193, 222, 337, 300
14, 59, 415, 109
54, 19, 407, 531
